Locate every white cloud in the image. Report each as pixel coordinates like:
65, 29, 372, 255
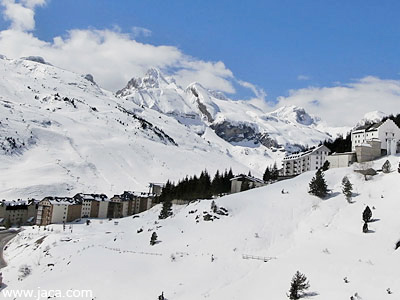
0, 28, 240, 93
276, 76, 400, 126
297, 74, 310, 81
21, 0, 46, 8
131, 26, 152, 38
1, 0, 46, 31
237, 80, 267, 101
0, 1, 265, 97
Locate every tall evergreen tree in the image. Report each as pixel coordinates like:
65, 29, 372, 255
362, 206, 372, 223
341, 176, 353, 202
287, 271, 310, 300
263, 166, 271, 182
211, 170, 221, 195
271, 162, 279, 180
309, 169, 328, 198
159, 198, 172, 219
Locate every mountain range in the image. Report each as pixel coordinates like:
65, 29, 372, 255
0, 56, 347, 199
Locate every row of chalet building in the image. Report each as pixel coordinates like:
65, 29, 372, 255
37, 192, 154, 226
0, 189, 161, 227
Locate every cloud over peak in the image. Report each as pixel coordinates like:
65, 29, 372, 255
0, 0, 257, 96
277, 76, 400, 126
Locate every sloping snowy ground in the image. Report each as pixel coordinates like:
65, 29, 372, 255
0, 57, 281, 199
2, 155, 399, 300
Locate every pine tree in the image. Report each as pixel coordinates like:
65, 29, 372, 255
309, 169, 328, 198
362, 206, 372, 223
382, 160, 391, 173
211, 170, 221, 195
159, 198, 172, 219
271, 162, 279, 180
287, 271, 310, 299
263, 166, 271, 182
150, 232, 158, 246
341, 176, 353, 203
322, 160, 330, 171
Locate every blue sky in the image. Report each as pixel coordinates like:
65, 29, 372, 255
14, 0, 400, 100
0, 0, 400, 125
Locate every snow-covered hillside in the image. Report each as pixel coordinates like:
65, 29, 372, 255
3, 155, 400, 299
0, 56, 335, 199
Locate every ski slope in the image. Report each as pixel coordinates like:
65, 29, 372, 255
2, 155, 399, 300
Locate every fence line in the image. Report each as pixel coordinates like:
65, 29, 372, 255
242, 254, 277, 262
101, 245, 162, 256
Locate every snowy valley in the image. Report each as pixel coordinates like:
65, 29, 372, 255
2, 155, 400, 300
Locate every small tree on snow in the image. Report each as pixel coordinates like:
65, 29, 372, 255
309, 169, 328, 198
382, 160, 391, 173
150, 232, 158, 246
211, 200, 217, 213
341, 176, 353, 203
287, 271, 310, 299
362, 206, 372, 223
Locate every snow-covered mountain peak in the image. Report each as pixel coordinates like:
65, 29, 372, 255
267, 105, 319, 126
21, 55, 52, 66
116, 67, 172, 96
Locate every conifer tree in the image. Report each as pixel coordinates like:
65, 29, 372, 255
211, 170, 221, 195
382, 160, 391, 173
362, 206, 372, 223
271, 162, 279, 180
159, 198, 172, 219
150, 232, 158, 246
248, 170, 252, 177
309, 169, 328, 198
322, 160, 330, 171
287, 271, 310, 299
341, 176, 353, 203
263, 166, 271, 182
